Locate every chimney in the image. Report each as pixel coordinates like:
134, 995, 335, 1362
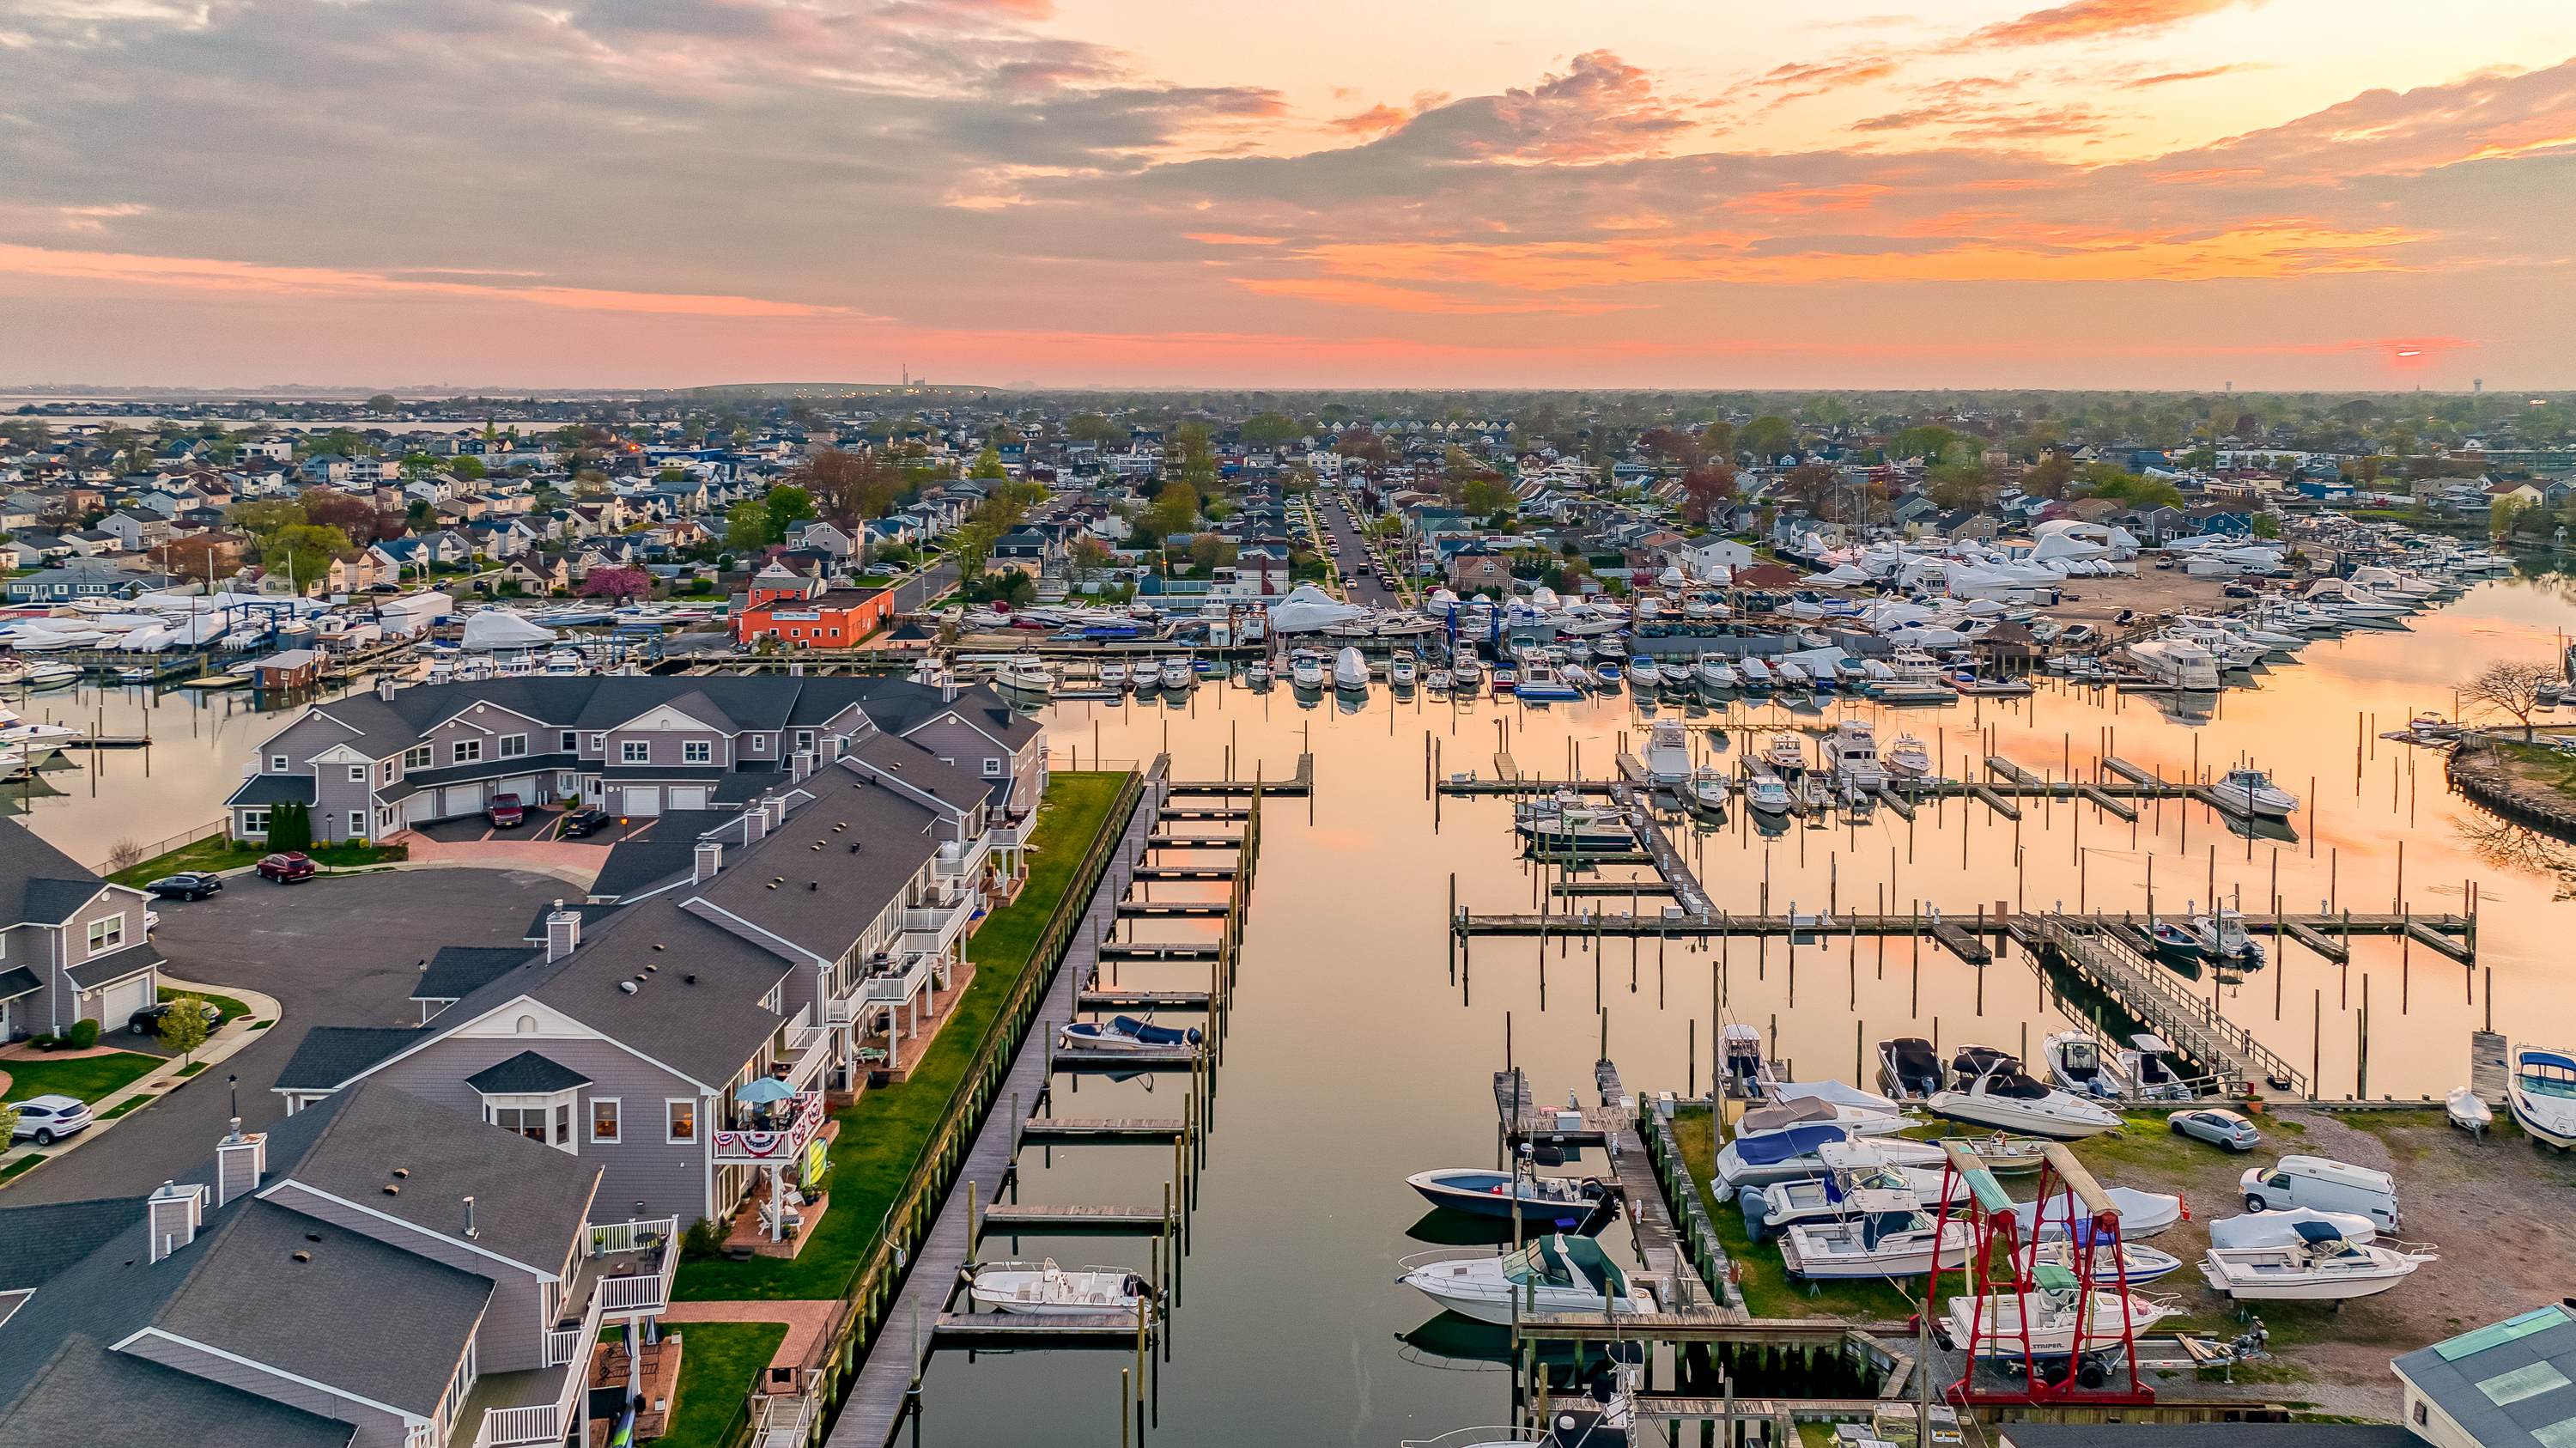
792, 751, 812, 783
546, 901, 582, 961
695, 840, 723, 883
824, 734, 845, 763
765, 795, 787, 830
941, 672, 957, 704
377, 678, 395, 702
147, 1180, 207, 1262
744, 802, 767, 843
215, 1131, 268, 1208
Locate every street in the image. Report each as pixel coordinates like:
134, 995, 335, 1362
1311, 492, 1403, 608
5, 868, 569, 1204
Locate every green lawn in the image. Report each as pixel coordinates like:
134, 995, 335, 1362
2, 1051, 161, 1104
158, 985, 253, 1022
659, 1323, 788, 1448
1671, 1108, 1922, 1320
109, 837, 404, 887
671, 772, 1132, 1302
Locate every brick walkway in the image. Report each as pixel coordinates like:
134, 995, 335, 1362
655, 1299, 840, 1378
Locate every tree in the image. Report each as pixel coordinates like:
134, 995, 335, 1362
725, 498, 773, 549
969, 447, 1008, 480
264, 524, 351, 589
580, 566, 652, 601
1925, 463, 1990, 512
2492, 496, 2518, 538
1067, 413, 1121, 444
1776, 461, 1841, 516
269, 800, 313, 852
449, 454, 487, 481
1242, 411, 1301, 447
792, 448, 898, 524
1740, 416, 1794, 461
1069, 535, 1115, 577
1460, 477, 1514, 518
160, 995, 212, 1066
764, 485, 815, 541
1188, 533, 1236, 571
1891, 425, 1958, 463
2250, 513, 2281, 539
1145, 481, 1198, 545
1680, 462, 1737, 525
1698, 419, 1738, 461
366, 393, 398, 412
2463, 660, 2557, 742
2025, 453, 2075, 501
227, 498, 306, 541
301, 491, 395, 544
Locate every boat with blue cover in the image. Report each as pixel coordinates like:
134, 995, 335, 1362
1059, 1015, 1204, 1052
1404, 1168, 1611, 1228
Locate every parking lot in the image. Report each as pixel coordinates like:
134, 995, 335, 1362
5, 867, 569, 1204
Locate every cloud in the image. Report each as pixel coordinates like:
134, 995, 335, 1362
0, 242, 859, 318
1230, 276, 1634, 314
1183, 233, 1285, 245
1376, 51, 1689, 162
1326, 103, 1412, 138
1947, 0, 2255, 51
2122, 63, 2264, 88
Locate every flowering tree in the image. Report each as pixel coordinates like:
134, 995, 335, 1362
580, 566, 652, 601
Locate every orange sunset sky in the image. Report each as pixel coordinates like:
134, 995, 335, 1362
1, 0, 2571, 389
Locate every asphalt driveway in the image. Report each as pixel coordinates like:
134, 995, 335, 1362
6, 867, 568, 1204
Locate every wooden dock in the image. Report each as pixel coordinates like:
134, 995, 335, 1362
1142, 834, 1241, 849
980, 1204, 1169, 1234
930, 1312, 1151, 1345
1164, 751, 1311, 797
1097, 942, 1223, 962
1613, 785, 1712, 916
1130, 865, 1236, 880
1077, 989, 1212, 1010
1115, 902, 1231, 917
2020, 914, 2308, 1096
1018, 1117, 1184, 1142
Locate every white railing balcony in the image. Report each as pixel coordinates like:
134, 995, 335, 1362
931, 835, 991, 879
899, 897, 975, 955
985, 822, 1024, 849
542, 1327, 582, 1368
587, 1215, 678, 1258
856, 952, 934, 1007
476, 1404, 560, 1448
712, 1091, 825, 1166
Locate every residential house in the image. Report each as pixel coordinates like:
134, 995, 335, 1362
793, 521, 857, 557
4, 559, 172, 603
734, 587, 895, 648
0, 821, 162, 1041
500, 553, 567, 594
1447, 547, 1513, 593
100, 510, 173, 552
1667, 536, 1753, 579
0, 1078, 678, 1448
324, 551, 387, 595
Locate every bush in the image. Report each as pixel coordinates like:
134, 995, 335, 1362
64, 1019, 100, 1049
682, 1216, 726, 1261
268, 801, 313, 853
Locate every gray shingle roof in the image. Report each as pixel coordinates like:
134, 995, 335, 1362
63, 939, 161, 990
2394, 1305, 2576, 1448
0, 1335, 355, 1448
465, 1049, 592, 1095
413, 946, 536, 1003
274, 1025, 423, 1091
0, 821, 109, 928
222, 773, 318, 808
0, 1198, 145, 1293
0, 966, 39, 1004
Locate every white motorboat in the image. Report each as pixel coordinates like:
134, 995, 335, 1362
1783, 1200, 1973, 1279
994, 661, 1054, 697
1943, 1267, 2179, 1358
2039, 1031, 2123, 1099
1333, 646, 1370, 690
969, 1258, 1152, 1316
1690, 769, 1731, 812
1059, 1015, 1203, 1052
1561, 662, 1595, 691
1628, 657, 1663, 688
1744, 1141, 1947, 1238
2208, 1208, 2378, 1249
1160, 656, 1194, 690
1289, 650, 1327, 688
2020, 1235, 2187, 1287
1397, 1233, 1655, 1326
2197, 1226, 2434, 1302
2124, 637, 2221, 690
2507, 1044, 2576, 1148
1244, 660, 1272, 687
1738, 657, 1774, 690
2209, 767, 2300, 817
22, 661, 79, 687
1877, 1037, 1945, 1101
1425, 669, 1449, 691
1929, 1050, 2123, 1139
1885, 733, 1933, 779
1829, 719, 1885, 791
1645, 720, 1692, 785
1696, 654, 1739, 690
2446, 1086, 2492, 1135
1764, 733, 1807, 776
1743, 768, 1793, 816
1390, 649, 1419, 685
1450, 654, 1484, 691
1775, 660, 1810, 689
1716, 1125, 1950, 1189
1732, 1095, 1915, 1143
1098, 660, 1130, 690
2189, 910, 2264, 964
1516, 660, 1582, 701
2008, 1186, 2186, 1239
1516, 790, 1636, 852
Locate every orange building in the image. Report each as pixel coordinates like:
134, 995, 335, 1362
735, 586, 895, 648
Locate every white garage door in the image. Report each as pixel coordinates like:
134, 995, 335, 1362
102, 973, 151, 1024
499, 776, 537, 804
444, 783, 483, 816
621, 787, 661, 817
402, 794, 435, 827
667, 787, 710, 812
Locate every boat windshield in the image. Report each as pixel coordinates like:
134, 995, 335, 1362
2518, 1056, 2576, 1098
1498, 1244, 1578, 1288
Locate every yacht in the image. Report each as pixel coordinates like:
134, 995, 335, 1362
1515, 791, 1636, 852
1743, 766, 1794, 816
1876, 1037, 1945, 1102
2198, 1226, 2435, 1302
2039, 1031, 2121, 1099
2124, 637, 2222, 690
2209, 767, 2300, 817
1829, 719, 1885, 791
1690, 769, 1731, 812
1390, 649, 1419, 686
1560, 662, 1595, 691
994, 660, 1055, 698
1782, 1202, 1972, 1280
1645, 721, 1693, 785
1885, 733, 1933, 779
1944, 1267, 2179, 1358
1765, 733, 1808, 777
1243, 660, 1271, 687
1516, 660, 1583, 702
2507, 1045, 2576, 1149
1160, 656, 1195, 690
1775, 660, 1810, 690
1098, 660, 1130, 690
1928, 1050, 2123, 1139
1450, 654, 1484, 691
969, 1259, 1152, 1316
1397, 1233, 1655, 1325
1333, 647, 1370, 690
1627, 656, 1663, 689
1289, 649, 1327, 688
1738, 657, 1774, 690
1696, 654, 1739, 690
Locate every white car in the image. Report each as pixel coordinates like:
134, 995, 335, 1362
9, 1094, 94, 1146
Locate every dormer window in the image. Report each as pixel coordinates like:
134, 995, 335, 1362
270, 755, 289, 773
749, 736, 766, 752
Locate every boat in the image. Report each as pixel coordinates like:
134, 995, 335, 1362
2209, 767, 2300, 817
2038, 1031, 2121, 1100
1334, 647, 1370, 690
1877, 1037, 1945, 1102
1561, 663, 1595, 691
1738, 657, 1774, 690
1058, 1015, 1204, 1052
1628, 657, 1663, 688
1741, 1141, 1967, 1240
1515, 660, 1582, 702
2507, 1044, 2576, 1148
1645, 721, 1692, 785
1425, 669, 1449, 691
1828, 719, 1885, 791
1396, 1232, 1655, 1326
994, 660, 1054, 697
22, 661, 79, 687
1160, 656, 1194, 690
2208, 1208, 2378, 1249
1732, 1095, 1915, 1142
1290, 650, 1327, 688
2008, 1187, 2187, 1239
1928, 1050, 2123, 1139
1885, 733, 1933, 779
2185, 908, 2263, 964
1943, 1265, 2179, 1359
1775, 660, 1810, 690
1721, 1022, 1780, 1100
1244, 660, 1272, 687
1515, 791, 1636, 853
1715, 1125, 1949, 1190
2196, 1223, 2435, 1302
969, 1258, 1152, 1316
1782, 1201, 1972, 1280
1404, 1168, 1612, 1229
1098, 660, 1129, 690
2446, 1086, 2492, 1135
2020, 1235, 2187, 1287
1390, 650, 1419, 685
1696, 654, 1738, 690
1690, 769, 1731, 812
1743, 768, 1794, 816
1764, 733, 1807, 776
1451, 654, 1484, 691
2124, 637, 2222, 691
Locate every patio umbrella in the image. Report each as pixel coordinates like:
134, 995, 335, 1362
735, 1077, 794, 1104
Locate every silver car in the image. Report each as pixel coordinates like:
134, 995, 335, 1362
2167, 1106, 2261, 1152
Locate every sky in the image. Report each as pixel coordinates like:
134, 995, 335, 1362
0, 0, 2572, 392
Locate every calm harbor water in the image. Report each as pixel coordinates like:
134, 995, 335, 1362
21, 577, 2576, 1445
905, 569, 2576, 1448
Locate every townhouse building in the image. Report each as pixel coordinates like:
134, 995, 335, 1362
222, 675, 1044, 846
0, 823, 163, 1040
0, 1080, 679, 1448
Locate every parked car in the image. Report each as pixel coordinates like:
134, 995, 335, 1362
130, 999, 224, 1036
257, 852, 316, 883
2167, 1107, 2261, 1152
9, 1094, 93, 1145
144, 871, 224, 901
560, 807, 613, 838
488, 793, 527, 828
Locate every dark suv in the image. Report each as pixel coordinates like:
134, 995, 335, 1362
560, 807, 612, 838
257, 852, 316, 883
130, 999, 225, 1036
